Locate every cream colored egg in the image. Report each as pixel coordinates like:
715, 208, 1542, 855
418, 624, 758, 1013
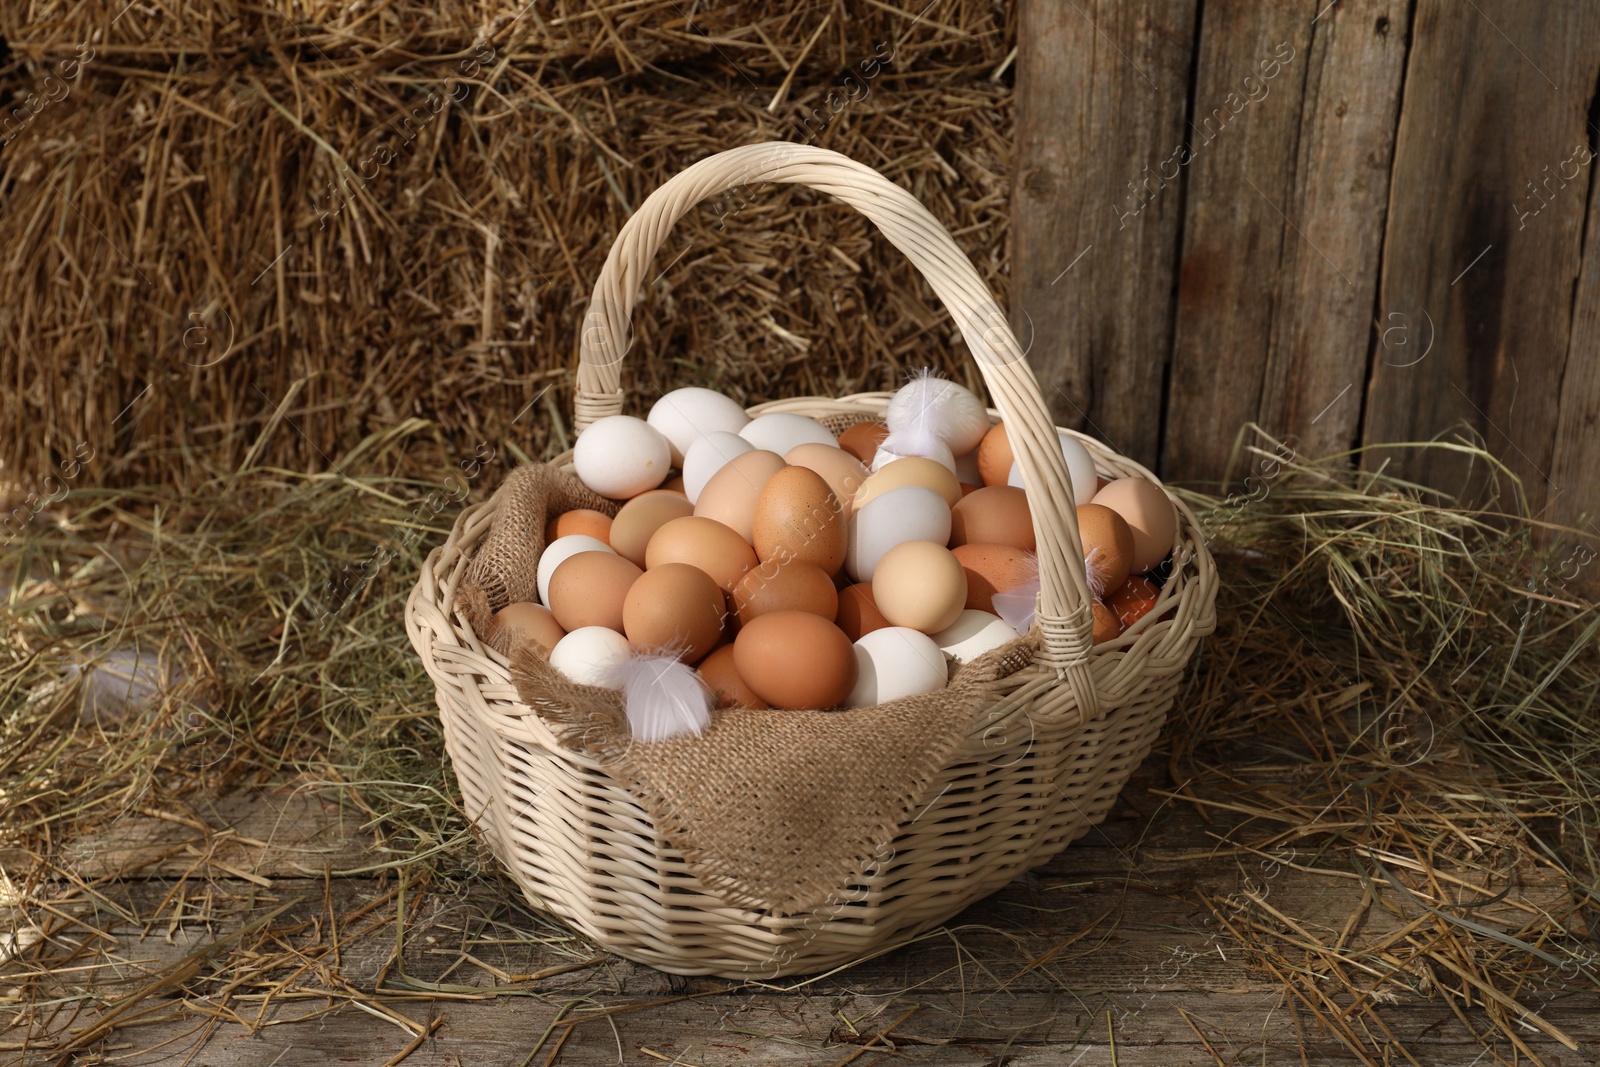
853, 457, 962, 510
871, 540, 967, 634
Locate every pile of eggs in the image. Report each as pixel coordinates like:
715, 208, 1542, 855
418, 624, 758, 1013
486, 377, 1178, 714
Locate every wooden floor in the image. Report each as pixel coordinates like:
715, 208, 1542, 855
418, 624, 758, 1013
4, 761, 1594, 1067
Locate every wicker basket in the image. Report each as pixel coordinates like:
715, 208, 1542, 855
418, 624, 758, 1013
406, 142, 1218, 978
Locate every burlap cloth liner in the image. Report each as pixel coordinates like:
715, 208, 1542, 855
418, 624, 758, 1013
459, 463, 1040, 916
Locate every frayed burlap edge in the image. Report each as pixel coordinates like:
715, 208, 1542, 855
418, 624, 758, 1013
463, 462, 1044, 916
506, 633, 1040, 917
459, 463, 619, 644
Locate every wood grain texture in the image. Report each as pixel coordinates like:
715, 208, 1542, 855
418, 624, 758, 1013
1256, 0, 1411, 463
1547, 137, 1600, 540
67, 789, 374, 880
1162, 2, 1319, 485
88, 990, 1600, 1066
1360, 0, 1600, 511
1158, 4, 1318, 486
1011, 0, 1199, 472
13, 769, 1589, 1067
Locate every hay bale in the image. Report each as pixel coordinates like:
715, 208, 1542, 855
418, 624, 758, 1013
0, 1, 1016, 491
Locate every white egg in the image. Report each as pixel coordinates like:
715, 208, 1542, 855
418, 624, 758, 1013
536, 534, 613, 605
1008, 430, 1098, 506
845, 485, 952, 583
885, 374, 989, 455
647, 388, 751, 466
573, 415, 672, 499
740, 412, 837, 455
953, 448, 983, 486
931, 610, 1018, 664
549, 626, 632, 687
845, 627, 948, 706
681, 431, 755, 504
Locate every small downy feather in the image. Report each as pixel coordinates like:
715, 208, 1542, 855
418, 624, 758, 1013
870, 426, 956, 474
992, 576, 1041, 636
884, 368, 989, 456
619, 652, 712, 743
1084, 547, 1114, 598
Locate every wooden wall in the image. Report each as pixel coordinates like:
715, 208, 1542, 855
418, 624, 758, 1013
1012, 0, 1600, 534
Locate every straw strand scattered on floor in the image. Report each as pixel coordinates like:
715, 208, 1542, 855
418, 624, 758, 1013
2, 430, 1596, 1063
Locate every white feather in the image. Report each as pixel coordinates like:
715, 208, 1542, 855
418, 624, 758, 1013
991, 577, 1040, 637
884, 368, 989, 456
619, 652, 712, 743
870, 427, 956, 474
1084, 547, 1114, 598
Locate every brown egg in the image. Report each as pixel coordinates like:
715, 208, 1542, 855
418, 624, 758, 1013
488, 602, 565, 653
1076, 503, 1134, 596
835, 583, 891, 641
950, 486, 1035, 551
872, 541, 968, 634
661, 475, 687, 494
609, 490, 695, 567
976, 423, 1014, 487
1092, 599, 1122, 644
1091, 478, 1176, 574
732, 560, 839, 626
733, 611, 857, 710
545, 509, 612, 545
694, 450, 787, 543
784, 443, 869, 522
1108, 575, 1161, 629
960, 483, 982, 497
853, 457, 962, 510
837, 420, 889, 463
697, 645, 769, 709
622, 562, 725, 662
951, 543, 1037, 612
546, 552, 642, 633
645, 516, 759, 593
751, 466, 847, 572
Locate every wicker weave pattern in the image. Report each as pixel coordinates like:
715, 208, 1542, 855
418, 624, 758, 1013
404, 146, 1219, 977
407, 393, 1217, 976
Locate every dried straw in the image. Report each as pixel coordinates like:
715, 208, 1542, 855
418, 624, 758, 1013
0, 0, 1013, 495
1, 428, 1596, 1063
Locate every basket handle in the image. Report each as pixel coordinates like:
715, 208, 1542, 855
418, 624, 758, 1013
574, 142, 1101, 694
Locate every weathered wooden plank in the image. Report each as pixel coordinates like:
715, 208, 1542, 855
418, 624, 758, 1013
1256, 0, 1411, 463
37, 984, 1597, 1067
10, 752, 1587, 1067
1361, 0, 1600, 511
1546, 133, 1600, 541
1011, 0, 1199, 474
1163, 2, 1320, 484
53, 788, 375, 881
